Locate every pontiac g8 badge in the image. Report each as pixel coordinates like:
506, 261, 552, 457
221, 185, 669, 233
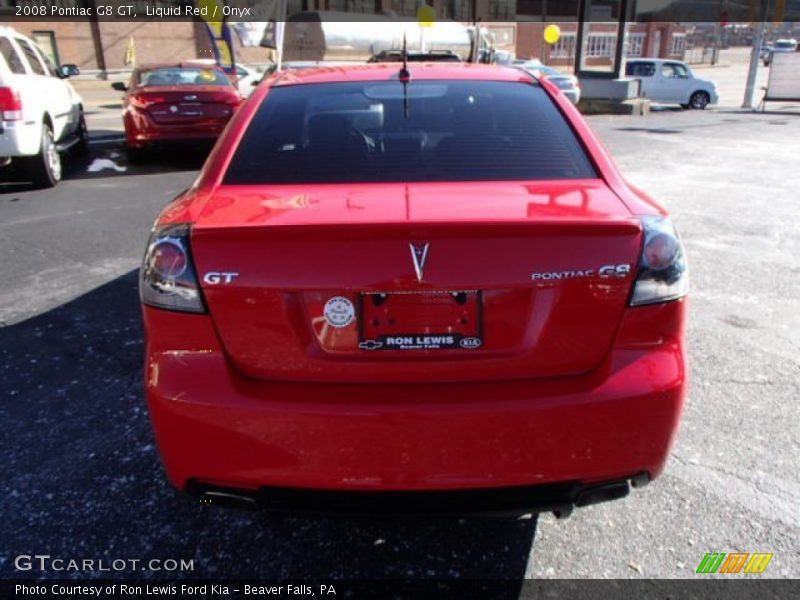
530, 264, 631, 280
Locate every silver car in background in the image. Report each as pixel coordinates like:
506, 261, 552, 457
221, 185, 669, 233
513, 60, 581, 105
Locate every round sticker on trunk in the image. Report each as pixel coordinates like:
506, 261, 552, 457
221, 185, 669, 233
323, 296, 355, 328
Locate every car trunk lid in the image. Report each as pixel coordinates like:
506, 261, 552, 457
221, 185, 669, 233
189, 180, 642, 383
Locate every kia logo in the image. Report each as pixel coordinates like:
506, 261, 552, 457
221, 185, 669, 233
459, 337, 482, 349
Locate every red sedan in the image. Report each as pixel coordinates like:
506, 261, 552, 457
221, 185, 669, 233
140, 64, 688, 515
114, 62, 242, 159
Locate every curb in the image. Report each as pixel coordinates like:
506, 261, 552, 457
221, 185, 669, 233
71, 79, 127, 92
690, 63, 732, 69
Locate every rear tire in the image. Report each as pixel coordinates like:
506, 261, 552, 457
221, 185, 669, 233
22, 124, 61, 188
688, 91, 710, 110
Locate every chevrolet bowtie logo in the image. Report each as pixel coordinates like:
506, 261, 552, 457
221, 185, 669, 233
358, 340, 384, 350
409, 242, 430, 283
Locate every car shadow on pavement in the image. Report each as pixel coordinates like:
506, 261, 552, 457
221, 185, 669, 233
0, 144, 208, 192
0, 270, 537, 593
70, 143, 210, 180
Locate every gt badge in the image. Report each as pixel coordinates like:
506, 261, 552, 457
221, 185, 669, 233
203, 272, 238, 284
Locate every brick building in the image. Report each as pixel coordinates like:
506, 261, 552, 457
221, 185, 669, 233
1, 0, 280, 72
514, 21, 687, 69
1, 0, 686, 75
7, 19, 212, 71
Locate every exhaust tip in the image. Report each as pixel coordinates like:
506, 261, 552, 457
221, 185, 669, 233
575, 482, 630, 508
552, 505, 574, 520
200, 490, 258, 511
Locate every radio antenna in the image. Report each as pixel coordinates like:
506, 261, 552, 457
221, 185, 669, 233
399, 34, 410, 119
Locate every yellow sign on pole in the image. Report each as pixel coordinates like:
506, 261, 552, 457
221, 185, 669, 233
124, 36, 135, 66
198, 0, 234, 71
417, 5, 436, 28
544, 24, 561, 45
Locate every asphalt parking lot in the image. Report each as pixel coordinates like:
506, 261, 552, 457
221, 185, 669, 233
1, 77, 798, 583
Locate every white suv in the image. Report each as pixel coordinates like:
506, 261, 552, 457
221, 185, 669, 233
0, 27, 87, 187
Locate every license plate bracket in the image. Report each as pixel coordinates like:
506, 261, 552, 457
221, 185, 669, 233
358, 291, 483, 351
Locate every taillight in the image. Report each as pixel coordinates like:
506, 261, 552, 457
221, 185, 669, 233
140, 224, 206, 313
629, 216, 689, 306
129, 93, 166, 110
225, 92, 243, 107
0, 87, 22, 120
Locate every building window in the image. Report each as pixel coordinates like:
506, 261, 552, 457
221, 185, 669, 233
32, 30, 60, 67
518, 0, 579, 17
585, 33, 617, 58
487, 25, 515, 47
670, 34, 687, 56
551, 33, 577, 59
327, 0, 376, 13
446, 0, 472, 20
12, 0, 82, 7
488, 0, 515, 19
626, 32, 645, 57
391, 0, 417, 16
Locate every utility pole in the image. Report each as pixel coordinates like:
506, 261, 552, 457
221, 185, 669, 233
87, 0, 107, 79
276, 0, 287, 71
742, 0, 767, 109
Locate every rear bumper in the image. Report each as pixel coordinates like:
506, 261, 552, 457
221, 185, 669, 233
0, 120, 41, 157
124, 110, 227, 148
187, 474, 649, 516
144, 300, 687, 508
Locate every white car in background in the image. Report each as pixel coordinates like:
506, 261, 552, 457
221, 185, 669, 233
625, 58, 719, 109
764, 38, 798, 66
193, 59, 262, 97
0, 26, 87, 187
234, 64, 261, 97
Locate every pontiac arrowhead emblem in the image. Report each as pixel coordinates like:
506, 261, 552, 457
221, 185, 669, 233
409, 242, 429, 283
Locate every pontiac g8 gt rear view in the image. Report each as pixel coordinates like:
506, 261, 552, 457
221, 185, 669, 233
140, 64, 688, 515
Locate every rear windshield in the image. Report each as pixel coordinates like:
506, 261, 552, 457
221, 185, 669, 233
223, 80, 596, 184
138, 67, 230, 87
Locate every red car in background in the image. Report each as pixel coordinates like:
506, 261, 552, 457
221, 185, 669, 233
140, 64, 688, 516
113, 62, 242, 159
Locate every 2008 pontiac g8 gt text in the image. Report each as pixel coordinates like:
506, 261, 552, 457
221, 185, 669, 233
140, 64, 688, 515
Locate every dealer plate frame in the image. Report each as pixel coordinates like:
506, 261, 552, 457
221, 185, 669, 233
357, 290, 484, 351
